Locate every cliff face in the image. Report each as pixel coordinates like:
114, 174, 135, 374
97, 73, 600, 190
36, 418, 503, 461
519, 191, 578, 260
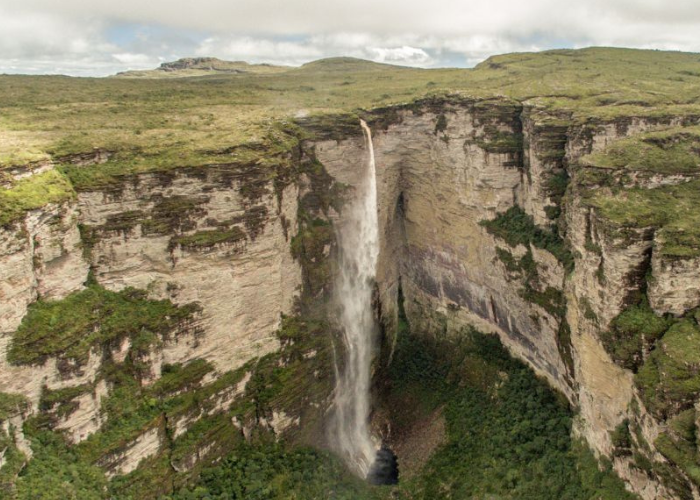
78, 166, 302, 374
318, 100, 573, 399
0, 155, 318, 491
316, 99, 700, 499
2, 95, 700, 498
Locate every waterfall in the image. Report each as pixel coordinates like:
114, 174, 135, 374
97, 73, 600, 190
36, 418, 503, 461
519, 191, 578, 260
330, 119, 380, 477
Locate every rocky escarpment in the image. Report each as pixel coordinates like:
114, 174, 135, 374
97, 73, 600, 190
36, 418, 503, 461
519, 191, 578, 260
2, 93, 700, 498
315, 98, 700, 499
0, 141, 347, 496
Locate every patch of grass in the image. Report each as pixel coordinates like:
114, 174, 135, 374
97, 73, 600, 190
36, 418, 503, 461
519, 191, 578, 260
477, 130, 524, 154
39, 384, 93, 421
544, 169, 570, 220
581, 127, 700, 175
141, 195, 208, 236
636, 317, 700, 418
521, 285, 566, 317
4, 47, 700, 217
99, 210, 144, 234
291, 217, 334, 298
0, 169, 75, 227
150, 359, 215, 398
599, 297, 672, 372
610, 419, 633, 456
586, 178, 700, 258
169, 412, 243, 469
494, 245, 566, 317
0, 437, 27, 497
109, 452, 174, 500
8, 284, 201, 368
654, 409, 700, 487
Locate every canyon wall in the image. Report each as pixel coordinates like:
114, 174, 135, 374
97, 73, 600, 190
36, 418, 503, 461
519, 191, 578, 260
317, 98, 700, 499
0, 154, 330, 493
2, 96, 700, 498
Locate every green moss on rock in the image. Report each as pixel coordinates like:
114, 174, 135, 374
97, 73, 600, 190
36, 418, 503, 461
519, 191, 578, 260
586, 179, 700, 258
481, 205, 573, 271
581, 127, 700, 175
654, 410, 700, 487
8, 284, 201, 368
170, 227, 246, 251
39, 384, 93, 421
636, 318, 700, 418
0, 169, 75, 227
599, 297, 672, 372
141, 195, 209, 236
0, 392, 30, 421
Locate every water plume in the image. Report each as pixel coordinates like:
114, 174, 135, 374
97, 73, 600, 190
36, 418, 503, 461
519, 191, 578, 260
330, 119, 380, 477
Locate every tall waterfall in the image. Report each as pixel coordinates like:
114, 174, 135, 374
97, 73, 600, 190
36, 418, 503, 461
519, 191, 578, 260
331, 119, 380, 477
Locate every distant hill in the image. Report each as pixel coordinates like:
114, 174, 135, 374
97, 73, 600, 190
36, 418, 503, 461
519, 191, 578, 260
297, 57, 412, 72
113, 57, 289, 78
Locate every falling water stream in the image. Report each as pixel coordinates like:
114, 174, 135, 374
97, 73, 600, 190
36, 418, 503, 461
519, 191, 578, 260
330, 119, 383, 479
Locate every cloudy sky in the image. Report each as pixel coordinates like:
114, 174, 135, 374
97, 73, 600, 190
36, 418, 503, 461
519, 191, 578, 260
1, 0, 700, 76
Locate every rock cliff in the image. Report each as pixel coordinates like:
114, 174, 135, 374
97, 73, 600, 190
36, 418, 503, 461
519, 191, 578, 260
316, 98, 700, 499
2, 93, 700, 498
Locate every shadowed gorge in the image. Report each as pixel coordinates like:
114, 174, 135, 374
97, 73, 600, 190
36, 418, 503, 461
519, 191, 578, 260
2, 48, 700, 499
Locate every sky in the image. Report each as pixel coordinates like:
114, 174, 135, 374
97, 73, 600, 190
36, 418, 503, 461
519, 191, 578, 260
1, 0, 700, 76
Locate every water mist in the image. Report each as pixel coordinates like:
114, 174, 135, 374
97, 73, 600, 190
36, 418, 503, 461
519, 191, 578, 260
330, 120, 381, 478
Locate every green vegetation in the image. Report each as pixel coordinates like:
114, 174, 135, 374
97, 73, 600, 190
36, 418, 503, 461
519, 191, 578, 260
141, 196, 208, 236
291, 217, 334, 297
599, 294, 700, 421
379, 306, 636, 499
654, 409, 700, 487
610, 419, 633, 457
39, 384, 92, 421
170, 227, 247, 251
493, 244, 565, 317
586, 178, 700, 258
0, 169, 75, 227
0, 393, 30, 420
8, 306, 336, 499
636, 318, 700, 419
14, 422, 108, 500
544, 169, 570, 220
599, 297, 672, 371
598, 297, 700, 494
151, 359, 215, 397
169, 444, 375, 500
0, 439, 26, 497
481, 205, 573, 271
8, 284, 201, 368
4, 47, 700, 217
581, 127, 700, 175
579, 126, 700, 258
158, 294, 638, 500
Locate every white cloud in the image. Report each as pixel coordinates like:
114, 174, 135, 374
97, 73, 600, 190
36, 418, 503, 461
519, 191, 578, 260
112, 52, 154, 65
1, 0, 700, 75
367, 46, 431, 66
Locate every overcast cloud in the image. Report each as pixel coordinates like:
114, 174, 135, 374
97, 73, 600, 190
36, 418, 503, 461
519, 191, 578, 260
1, 0, 699, 76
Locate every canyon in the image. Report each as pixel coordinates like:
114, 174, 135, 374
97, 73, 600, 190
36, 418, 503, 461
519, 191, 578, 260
2, 49, 700, 499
